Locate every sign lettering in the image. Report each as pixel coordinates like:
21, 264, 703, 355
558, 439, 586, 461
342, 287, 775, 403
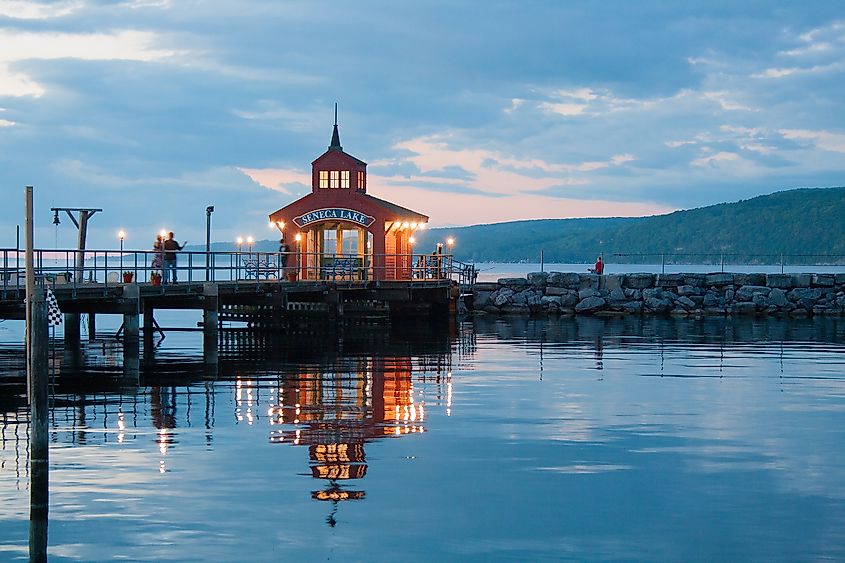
293, 208, 376, 228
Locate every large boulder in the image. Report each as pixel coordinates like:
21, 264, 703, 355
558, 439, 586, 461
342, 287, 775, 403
788, 288, 822, 302
655, 274, 683, 287
579, 273, 600, 289
642, 287, 664, 300
608, 287, 627, 302
766, 274, 793, 289
498, 277, 529, 289
735, 285, 770, 301
578, 287, 600, 300
575, 296, 606, 314
792, 274, 812, 288
769, 288, 788, 307
745, 273, 767, 286
559, 292, 579, 307
623, 273, 654, 289
473, 282, 500, 291
621, 301, 643, 313
703, 291, 722, 308
677, 284, 702, 297
540, 296, 562, 308
545, 286, 570, 296
547, 272, 581, 289
812, 274, 835, 287
527, 272, 549, 286
676, 296, 696, 309
644, 297, 671, 313
681, 273, 707, 286
603, 274, 625, 291
705, 273, 734, 286
493, 288, 515, 307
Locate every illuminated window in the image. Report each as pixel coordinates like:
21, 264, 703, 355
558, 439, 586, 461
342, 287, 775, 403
341, 171, 350, 188
330, 170, 340, 188
319, 170, 329, 189
357, 171, 365, 190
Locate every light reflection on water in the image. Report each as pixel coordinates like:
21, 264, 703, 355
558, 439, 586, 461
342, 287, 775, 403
1, 317, 845, 561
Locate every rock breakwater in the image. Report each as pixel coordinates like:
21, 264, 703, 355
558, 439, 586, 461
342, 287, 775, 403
470, 272, 845, 317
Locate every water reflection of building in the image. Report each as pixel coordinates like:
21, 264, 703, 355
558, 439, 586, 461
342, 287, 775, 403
263, 356, 436, 524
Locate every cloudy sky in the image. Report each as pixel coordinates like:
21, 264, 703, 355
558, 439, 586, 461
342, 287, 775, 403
1, 0, 844, 249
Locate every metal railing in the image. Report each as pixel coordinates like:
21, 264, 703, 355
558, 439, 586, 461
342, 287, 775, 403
610, 252, 845, 274
0, 248, 464, 297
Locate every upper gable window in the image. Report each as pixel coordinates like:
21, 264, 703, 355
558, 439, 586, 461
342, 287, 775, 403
357, 171, 365, 190
330, 170, 340, 188
341, 171, 350, 189
319, 170, 329, 189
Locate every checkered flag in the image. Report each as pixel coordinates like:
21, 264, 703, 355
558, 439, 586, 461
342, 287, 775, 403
46, 288, 62, 326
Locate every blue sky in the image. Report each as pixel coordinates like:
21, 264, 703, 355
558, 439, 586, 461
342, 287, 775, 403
0, 0, 843, 249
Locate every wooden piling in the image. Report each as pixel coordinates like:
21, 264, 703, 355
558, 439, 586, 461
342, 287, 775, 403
122, 284, 140, 365
29, 289, 49, 563
202, 282, 219, 366
25, 186, 49, 563
64, 313, 81, 346
87, 313, 96, 340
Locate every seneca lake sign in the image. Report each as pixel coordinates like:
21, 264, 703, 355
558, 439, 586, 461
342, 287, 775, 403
293, 208, 376, 228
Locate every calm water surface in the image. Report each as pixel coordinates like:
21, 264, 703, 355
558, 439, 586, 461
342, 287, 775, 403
1, 316, 845, 561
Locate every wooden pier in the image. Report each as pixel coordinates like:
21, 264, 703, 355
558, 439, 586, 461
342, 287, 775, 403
0, 278, 455, 367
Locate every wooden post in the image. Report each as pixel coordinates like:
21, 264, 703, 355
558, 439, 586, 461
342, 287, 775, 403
74, 210, 90, 282
64, 313, 81, 346
87, 313, 96, 340
29, 289, 49, 563
25, 186, 34, 399
202, 283, 218, 366
26, 186, 49, 563
142, 302, 154, 360
122, 284, 140, 368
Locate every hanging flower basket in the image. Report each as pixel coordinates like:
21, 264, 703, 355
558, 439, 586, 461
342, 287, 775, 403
122, 272, 134, 283
150, 272, 162, 286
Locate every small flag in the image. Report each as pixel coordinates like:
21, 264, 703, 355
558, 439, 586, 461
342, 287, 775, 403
46, 288, 62, 326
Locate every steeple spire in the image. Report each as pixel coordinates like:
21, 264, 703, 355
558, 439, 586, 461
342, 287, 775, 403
329, 102, 342, 151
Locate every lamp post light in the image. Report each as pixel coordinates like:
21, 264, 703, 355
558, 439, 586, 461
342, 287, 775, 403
118, 230, 125, 276
246, 236, 254, 253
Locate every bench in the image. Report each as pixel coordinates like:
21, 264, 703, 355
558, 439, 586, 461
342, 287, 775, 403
322, 257, 361, 281
243, 259, 278, 279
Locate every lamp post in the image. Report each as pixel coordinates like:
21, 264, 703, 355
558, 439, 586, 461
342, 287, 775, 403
294, 233, 302, 280
118, 230, 125, 278
206, 206, 214, 281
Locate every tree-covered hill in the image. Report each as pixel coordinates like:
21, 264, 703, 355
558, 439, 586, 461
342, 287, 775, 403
414, 187, 845, 263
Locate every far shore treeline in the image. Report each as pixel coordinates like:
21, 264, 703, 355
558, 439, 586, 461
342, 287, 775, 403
190, 187, 845, 264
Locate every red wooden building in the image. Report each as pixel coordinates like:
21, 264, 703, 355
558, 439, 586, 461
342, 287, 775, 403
268, 120, 428, 281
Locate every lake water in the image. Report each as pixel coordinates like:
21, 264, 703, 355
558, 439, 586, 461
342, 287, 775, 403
2, 314, 845, 561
